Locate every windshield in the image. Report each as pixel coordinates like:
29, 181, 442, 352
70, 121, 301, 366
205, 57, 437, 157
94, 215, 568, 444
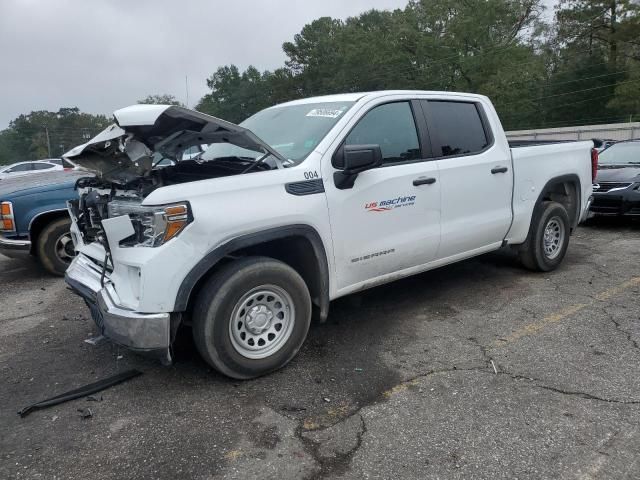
599, 142, 640, 165
199, 101, 354, 165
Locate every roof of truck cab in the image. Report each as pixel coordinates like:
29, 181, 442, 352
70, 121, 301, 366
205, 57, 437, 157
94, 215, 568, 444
270, 90, 487, 108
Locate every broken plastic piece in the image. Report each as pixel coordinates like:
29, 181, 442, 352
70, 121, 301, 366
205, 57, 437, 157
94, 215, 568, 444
77, 407, 93, 419
84, 335, 106, 346
18, 369, 142, 418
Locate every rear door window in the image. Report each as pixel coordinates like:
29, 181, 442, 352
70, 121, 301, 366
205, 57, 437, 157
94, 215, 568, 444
8, 163, 32, 172
345, 102, 422, 165
422, 101, 490, 157
32, 163, 53, 170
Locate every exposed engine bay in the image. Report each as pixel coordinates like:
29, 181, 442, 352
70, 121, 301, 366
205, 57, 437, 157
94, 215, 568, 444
69, 158, 273, 247
64, 104, 284, 248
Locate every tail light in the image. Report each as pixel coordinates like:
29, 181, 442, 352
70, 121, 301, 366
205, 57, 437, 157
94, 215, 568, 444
591, 148, 599, 182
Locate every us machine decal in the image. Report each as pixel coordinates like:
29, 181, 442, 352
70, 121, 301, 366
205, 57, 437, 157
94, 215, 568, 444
365, 195, 416, 212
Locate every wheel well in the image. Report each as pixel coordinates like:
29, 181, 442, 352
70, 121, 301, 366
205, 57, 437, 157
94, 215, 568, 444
29, 210, 69, 255
185, 234, 328, 322
539, 179, 580, 231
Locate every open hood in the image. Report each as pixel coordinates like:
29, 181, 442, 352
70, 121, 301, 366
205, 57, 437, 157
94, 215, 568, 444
63, 105, 283, 184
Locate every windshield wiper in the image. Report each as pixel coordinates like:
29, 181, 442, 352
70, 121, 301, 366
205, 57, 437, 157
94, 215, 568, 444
241, 152, 276, 174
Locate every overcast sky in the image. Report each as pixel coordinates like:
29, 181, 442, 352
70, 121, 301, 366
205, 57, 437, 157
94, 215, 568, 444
0, 0, 556, 129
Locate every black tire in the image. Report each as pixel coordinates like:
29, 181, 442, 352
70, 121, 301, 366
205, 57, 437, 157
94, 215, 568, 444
519, 201, 571, 272
36, 217, 75, 276
192, 256, 312, 379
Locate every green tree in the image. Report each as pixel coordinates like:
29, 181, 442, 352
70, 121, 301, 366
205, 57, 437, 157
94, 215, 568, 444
198, 0, 549, 127
0, 108, 109, 164
555, 0, 640, 69
138, 94, 183, 106
196, 65, 297, 123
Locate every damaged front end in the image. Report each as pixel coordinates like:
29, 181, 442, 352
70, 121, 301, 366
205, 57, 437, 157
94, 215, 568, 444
65, 104, 283, 247
64, 104, 282, 363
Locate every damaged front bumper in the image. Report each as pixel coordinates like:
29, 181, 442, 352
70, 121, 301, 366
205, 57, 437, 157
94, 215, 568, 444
65, 254, 172, 364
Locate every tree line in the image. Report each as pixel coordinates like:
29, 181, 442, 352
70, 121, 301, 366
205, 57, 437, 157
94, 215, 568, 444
1, 0, 638, 165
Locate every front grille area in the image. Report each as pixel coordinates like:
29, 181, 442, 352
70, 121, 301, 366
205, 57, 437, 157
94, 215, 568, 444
593, 182, 632, 193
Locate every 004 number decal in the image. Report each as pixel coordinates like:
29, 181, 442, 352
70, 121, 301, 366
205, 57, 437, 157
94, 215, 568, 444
304, 171, 320, 180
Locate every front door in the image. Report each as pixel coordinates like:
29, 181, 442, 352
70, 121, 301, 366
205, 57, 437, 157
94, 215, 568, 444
324, 100, 441, 293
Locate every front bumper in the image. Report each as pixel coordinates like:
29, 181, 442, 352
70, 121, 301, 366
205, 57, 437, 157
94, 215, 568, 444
0, 234, 31, 258
65, 254, 172, 363
590, 190, 640, 216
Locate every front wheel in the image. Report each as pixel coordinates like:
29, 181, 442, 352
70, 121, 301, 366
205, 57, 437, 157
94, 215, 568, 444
192, 256, 312, 379
518, 201, 571, 272
36, 217, 76, 276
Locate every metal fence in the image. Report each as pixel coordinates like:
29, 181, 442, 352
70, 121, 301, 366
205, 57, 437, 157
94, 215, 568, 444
506, 122, 640, 142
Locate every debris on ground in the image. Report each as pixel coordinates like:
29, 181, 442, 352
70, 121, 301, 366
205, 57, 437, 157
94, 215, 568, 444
280, 405, 307, 413
77, 408, 93, 419
84, 335, 106, 346
18, 369, 142, 418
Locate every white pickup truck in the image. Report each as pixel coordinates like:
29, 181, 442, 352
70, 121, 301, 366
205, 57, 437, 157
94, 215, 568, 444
64, 91, 596, 378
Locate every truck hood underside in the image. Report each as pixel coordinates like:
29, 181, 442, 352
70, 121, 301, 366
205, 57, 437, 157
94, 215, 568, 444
63, 105, 280, 184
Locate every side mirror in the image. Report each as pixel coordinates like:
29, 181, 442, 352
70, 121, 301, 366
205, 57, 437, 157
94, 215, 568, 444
333, 144, 383, 189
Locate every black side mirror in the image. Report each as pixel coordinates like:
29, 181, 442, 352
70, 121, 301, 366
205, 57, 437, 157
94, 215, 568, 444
333, 144, 383, 189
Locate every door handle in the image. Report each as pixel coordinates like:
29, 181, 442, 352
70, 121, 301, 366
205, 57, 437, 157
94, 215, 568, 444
413, 177, 436, 186
491, 166, 508, 174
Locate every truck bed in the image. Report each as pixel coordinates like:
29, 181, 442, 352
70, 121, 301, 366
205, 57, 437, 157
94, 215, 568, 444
506, 140, 595, 245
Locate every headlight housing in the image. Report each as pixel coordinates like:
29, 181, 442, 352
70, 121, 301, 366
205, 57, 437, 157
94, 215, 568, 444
0, 201, 16, 232
107, 200, 192, 247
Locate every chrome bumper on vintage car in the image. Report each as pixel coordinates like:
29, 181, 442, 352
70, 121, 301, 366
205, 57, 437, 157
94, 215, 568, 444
65, 254, 172, 364
0, 234, 31, 258
579, 195, 593, 223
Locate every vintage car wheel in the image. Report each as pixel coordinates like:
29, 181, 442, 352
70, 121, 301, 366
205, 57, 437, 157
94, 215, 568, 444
37, 218, 75, 276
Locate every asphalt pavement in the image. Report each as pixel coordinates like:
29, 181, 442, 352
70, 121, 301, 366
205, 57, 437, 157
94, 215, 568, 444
1, 217, 639, 479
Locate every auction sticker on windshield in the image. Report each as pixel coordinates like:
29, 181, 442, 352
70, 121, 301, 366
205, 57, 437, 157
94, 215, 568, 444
306, 108, 346, 118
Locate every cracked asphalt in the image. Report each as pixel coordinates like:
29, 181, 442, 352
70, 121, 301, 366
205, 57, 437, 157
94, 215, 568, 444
1, 217, 639, 479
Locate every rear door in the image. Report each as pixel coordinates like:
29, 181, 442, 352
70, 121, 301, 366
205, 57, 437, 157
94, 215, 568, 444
324, 99, 441, 292
420, 100, 513, 259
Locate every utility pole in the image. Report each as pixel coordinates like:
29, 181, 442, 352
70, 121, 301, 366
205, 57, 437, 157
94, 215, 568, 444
44, 126, 52, 158
185, 75, 189, 108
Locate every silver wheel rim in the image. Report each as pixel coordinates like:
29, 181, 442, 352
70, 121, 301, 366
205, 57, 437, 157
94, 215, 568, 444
55, 232, 76, 264
543, 216, 565, 260
229, 285, 295, 359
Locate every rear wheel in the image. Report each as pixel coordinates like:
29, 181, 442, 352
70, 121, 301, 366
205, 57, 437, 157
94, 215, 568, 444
192, 256, 312, 379
36, 217, 75, 276
519, 201, 571, 272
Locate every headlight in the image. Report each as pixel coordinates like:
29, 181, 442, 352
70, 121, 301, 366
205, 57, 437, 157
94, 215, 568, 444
0, 201, 16, 232
107, 200, 192, 247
